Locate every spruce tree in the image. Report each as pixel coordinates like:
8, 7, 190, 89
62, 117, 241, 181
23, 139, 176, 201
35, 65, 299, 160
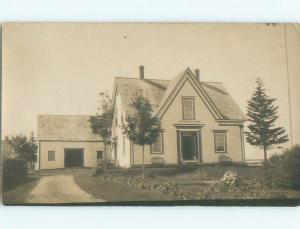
245, 78, 289, 162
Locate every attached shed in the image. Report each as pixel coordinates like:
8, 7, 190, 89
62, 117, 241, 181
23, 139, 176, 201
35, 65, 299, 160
37, 115, 104, 170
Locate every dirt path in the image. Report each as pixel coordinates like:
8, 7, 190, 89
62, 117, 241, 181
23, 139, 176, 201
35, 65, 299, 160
26, 175, 105, 203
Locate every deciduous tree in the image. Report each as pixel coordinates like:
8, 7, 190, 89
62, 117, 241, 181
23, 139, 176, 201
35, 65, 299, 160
122, 94, 162, 179
5, 132, 37, 168
89, 91, 113, 168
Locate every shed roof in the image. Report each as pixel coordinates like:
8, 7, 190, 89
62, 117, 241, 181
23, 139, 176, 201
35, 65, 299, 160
37, 115, 102, 141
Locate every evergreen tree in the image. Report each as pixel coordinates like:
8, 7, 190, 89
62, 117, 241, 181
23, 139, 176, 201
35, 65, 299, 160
122, 94, 162, 179
245, 78, 289, 162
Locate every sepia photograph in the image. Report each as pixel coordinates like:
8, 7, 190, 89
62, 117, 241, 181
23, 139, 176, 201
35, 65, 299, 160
1, 22, 299, 205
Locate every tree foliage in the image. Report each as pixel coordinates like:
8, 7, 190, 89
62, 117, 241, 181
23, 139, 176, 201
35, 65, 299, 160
245, 78, 289, 162
265, 145, 300, 189
89, 92, 113, 139
122, 94, 162, 178
89, 91, 113, 167
122, 94, 162, 146
5, 132, 38, 167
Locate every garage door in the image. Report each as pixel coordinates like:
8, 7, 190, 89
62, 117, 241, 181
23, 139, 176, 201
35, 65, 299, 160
64, 149, 84, 167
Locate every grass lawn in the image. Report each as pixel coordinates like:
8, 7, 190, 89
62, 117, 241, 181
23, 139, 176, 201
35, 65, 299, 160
2, 174, 41, 205
3, 165, 299, 204
81, 165, 300, 200
73, 169, 177, 202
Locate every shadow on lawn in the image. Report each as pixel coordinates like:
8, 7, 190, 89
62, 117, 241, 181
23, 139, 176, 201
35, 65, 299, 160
2, 174, 41, 205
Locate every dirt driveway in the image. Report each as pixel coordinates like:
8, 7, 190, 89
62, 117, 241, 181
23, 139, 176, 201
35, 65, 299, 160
26, 174, 105, 204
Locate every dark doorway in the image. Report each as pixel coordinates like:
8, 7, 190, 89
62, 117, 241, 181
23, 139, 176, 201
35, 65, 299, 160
64, 149, 84, 167
181, 131, 198, 161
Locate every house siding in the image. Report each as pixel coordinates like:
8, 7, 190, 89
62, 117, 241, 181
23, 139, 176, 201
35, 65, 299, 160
112, 90, 131, 167
39, 141, 104, 169
130, 78, 243, 165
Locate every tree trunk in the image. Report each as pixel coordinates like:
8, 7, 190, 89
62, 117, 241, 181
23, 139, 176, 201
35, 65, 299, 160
263, 146, 268, 164
142, 144, 145, 181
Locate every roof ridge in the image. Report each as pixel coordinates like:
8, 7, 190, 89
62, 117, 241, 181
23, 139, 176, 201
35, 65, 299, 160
38, 114, 93, 117
115, 77, 221, 84
201, 81, 222, 84
115, 77, 170, 81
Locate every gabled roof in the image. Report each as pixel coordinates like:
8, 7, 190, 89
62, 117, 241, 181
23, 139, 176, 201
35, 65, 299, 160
37, 115, 102, 141
113, 77, 169, 115
113, 68, 246, 121
156, 68, 190, 112
201, 82, 246, 120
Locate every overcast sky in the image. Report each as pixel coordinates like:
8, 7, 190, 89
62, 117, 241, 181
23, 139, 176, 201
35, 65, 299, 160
2, 23, 299, 159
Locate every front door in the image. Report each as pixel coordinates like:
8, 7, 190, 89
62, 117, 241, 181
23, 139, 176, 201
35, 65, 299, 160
64, 149, 84, 167
181, 131, 199, 161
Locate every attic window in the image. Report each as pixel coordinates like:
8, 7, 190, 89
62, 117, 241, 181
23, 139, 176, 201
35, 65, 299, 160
182, 97, 195, 120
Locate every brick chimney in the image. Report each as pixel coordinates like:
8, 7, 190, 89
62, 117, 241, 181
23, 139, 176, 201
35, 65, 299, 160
195, 69, 200, 81
139, 65, 144, 79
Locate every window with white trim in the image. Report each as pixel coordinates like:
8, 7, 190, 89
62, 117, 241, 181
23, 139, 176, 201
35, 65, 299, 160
214, 132, 227, 153
48, 151, 55, 161
123, 135, 126, 155
152, 134, 163, 154
182, 97, 195, 120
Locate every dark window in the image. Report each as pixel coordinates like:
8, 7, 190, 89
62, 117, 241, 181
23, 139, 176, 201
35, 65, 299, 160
48, 151, 55, 161
123, 135, 126, 155
152, 134, 163, 154
181, 131, 198, 160
182, 97, 195, 120
214, 132, 227, 153
114, 107, 118, 126
97, 151, 104, 160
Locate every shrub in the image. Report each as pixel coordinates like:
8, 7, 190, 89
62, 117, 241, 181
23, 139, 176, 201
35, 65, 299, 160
264, 145, 300, 189
218, 155, 233, 165
92, 167, 104, 177
199, 171, 278, 199
146, 172, 156, 179
204, 171, 275, 199
220, 171, 239, 187
2, 158, 28, 191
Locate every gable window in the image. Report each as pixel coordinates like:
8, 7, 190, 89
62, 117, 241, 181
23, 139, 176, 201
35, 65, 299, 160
182, 97, 195, 120
97, 151, 104, 160
151, 133, 164, 154
48, 151, 55, 161
214, 131, 227, 153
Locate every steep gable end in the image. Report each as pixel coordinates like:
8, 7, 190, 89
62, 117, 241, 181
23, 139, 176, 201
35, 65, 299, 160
112, 68, 246, 122
155, 68, 224, 120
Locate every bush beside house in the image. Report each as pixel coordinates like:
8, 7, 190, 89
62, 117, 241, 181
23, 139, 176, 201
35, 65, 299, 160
2, 133, 37, 191
264, 145, 300, 190
2, 158, 28, 191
